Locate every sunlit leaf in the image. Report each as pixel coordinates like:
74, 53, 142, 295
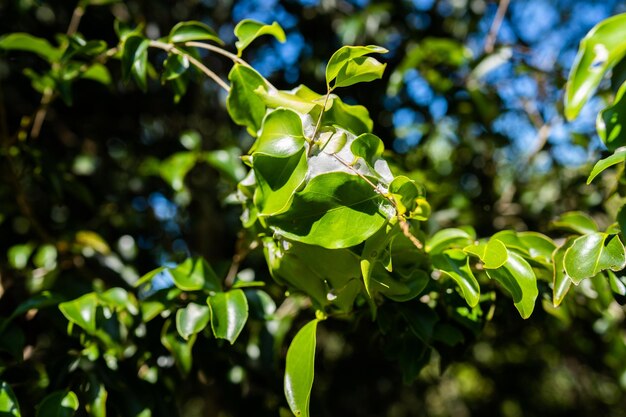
565, 13, 626, 120
284, 319, 318, 417
607, 270, 626, 296
0, 33, 61, 62
121, 35, 149, 91
552, 238, 576, 307
564, 232, 626, 284
7, 243, 34, 269
59, 293, 98, 334
550, 211, 598, 235
325, 45, 388, 89
81, 64, 112, 85
597, 81, 626, 150
234, 19, 285, 57
587, 149, 626, 184
163, 54, 189, 81
350, 133, 384, 166
85, 382, 107, 417
486, 250, 538, 319
426, 228, 474, 255
159, 151, 196, 191
432, 249, 480, 307
36, 391, 79, 417
267, 172, 389, 249
176, 303, 210, 340
170, 257, 222, 292
161, 320, 194, 375
203, 147, 247, 182
227, 64, 268, 135
168, 21, 222, 45
0, 381, 21, 417
207, 290, 248, 344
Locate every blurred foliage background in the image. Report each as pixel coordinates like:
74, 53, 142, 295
2, 0, 626, 416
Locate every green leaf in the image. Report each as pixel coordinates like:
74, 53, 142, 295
0, 381, 21, 417
227, 64, 268, 135
9, 291, 63, 321
159, 152, 196, 191
0, 33, 61, 62
7, 243, 34, 269
36, 391, 79, 417
254, 85, 319, 114
252, 109, 308, 216
161, 320, 194, 375
59, 293, 98, 334
483, 238, 508, 269
207, 290, 248, 344
597, 80, 626, 150
203, 147, 247, 182
565, 13, 626, 120
325, 45, 388, 89
350, 133, 384, 166
85, 382, 107, 417
99, 288, 138, 314
284, 319, 318, 417
607, 270, 626, 296
361, 223, 398, 299
170, 257, 222, 292
432, 249, 480, 307
587, 149, 626, 184
564, 232, 626, 284
550, 211, 598, 235
234, 20, 286, 57
121, 35, 149, 91
33, 244, 57, 269
552, 238, 576, 307
176, 303, 210, 340
81, 64, 112, 85
267, 172, 389, 249
486, 250, 538, 319
322, 96, 373, 135
163, 54, 189, 81
168, 21, 222, 45
426, 228, 474, 254
388, 175, 422, 217
517, 232, 557, 264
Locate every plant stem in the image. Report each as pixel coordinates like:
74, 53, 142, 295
149, 40, 230, 93
484, 0, 510, 54
184, 41, 248, 66
66, 4, 85, 36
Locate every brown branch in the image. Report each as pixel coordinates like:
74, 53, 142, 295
484, 0, 511, 54
66, 4, 85, 36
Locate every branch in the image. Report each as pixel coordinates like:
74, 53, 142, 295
484, 0, 510, 54
149, 40, 230, 93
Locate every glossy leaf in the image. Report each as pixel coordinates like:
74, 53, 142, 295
597, 81, 626, 150
170, 257, 222, 292
234, 19, 286, 57
325, 45, 388, 89
207, 290, 248, 344
426, 228, 474, 255
486, 250, 538, 319
121, 35, 149, 91
0, 381, 21, 417
284, 320, 318, 417
517, 232, 557, 264
227, 64, 268, 135
168, 21, 222, 44
350, 133, 384, 165
483, 239, 508, 269
550, 211, 598, 235
163, 54, 189, 81
608, 271, 626, 296
322, 96, 373, 134
0, 33, 61, 62
36, 391, 79, 417
161, 320, 194, 375
267, 172, 388, 249
565, 13, 626, 120
432, 249, 480, 307
59, 293, 98, 334
587, 149, 626, 184
176, 303, 210, 340
388, 175, 420, 216
552, 238, 576, 307
564, 232, 626, 284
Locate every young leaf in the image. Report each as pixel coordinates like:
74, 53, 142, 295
388, 175, 422, 216
163, 54, 189, 81
121, 35, 149, 91
565, 13, 626, 120
58, 293, 98, 334
176, 303, 210, 340
325, 45, 388, 89
0, 33, 61, 62
207, 290, 249, 344
0, 381, 21, 417
81, 64, 112, 85
168, 21, 222, 45
36, 391, 79, 417
227, 64, 268, 135
587, 149, 626, 184
284, 319, 318, 417
552, 238, 576, 307
550, 211, 598, 235
170, 257, 222, 292
234, 20, 286, 57
432, 249, 480, 307
486, 250, 538, 319
267, 172, 389, 249
334, 56, 387, 88
564, 232, 626, 284
350, 133, 384, 166
482, 238, 508, 269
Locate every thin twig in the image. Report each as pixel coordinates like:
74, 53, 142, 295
484, 0, 510, 54
184, 41, 248, 66
149, 40, 230, 93
30, 89, 54, 139
66, 5, 85, 36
